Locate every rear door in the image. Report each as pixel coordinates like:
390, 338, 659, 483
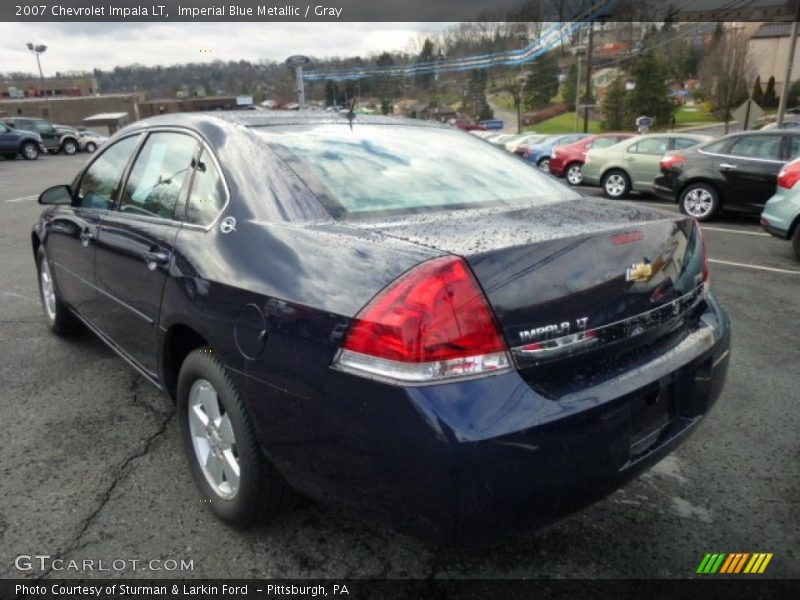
625, 136, 668, 189
715, 134, 783, 212
44, 134, 141, 321
94, 130, 200, 375
0, 123, 17, 152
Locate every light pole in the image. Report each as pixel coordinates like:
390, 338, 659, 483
26, 42, 52, 119
571, 45, 587, 133
517, 32, 528, 134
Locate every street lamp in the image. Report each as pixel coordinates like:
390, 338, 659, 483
26, 42, 52, 118
517, 73, 528, 134
571, 46, 587, 133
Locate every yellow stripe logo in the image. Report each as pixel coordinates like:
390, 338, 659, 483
697, 552, 773, 574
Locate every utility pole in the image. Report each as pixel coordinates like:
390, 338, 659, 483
575, 56, 582, 132
517, 31, 528, 134
583, 22, 594, 133
26, 43, 51, 120
777, 0, 800, 126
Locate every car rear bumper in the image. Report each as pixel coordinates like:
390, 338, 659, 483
243, 295, 731, 542
548, 157, 566, 176
653, 177, 679, 202
761, 190, 798, 239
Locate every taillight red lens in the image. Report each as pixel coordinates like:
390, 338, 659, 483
660, 154, 685, 170
697, 223, 710, 293
777, 162, 800, 188
336, 256, 511, 383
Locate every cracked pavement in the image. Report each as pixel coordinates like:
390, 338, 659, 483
1, 155, 798, 579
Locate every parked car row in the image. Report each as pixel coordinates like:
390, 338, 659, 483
0, 116, 107, 160
481, 126, 800, 259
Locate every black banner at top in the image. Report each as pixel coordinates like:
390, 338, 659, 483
2, 0, 799, 22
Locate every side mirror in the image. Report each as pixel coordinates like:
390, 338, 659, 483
39, 185, 74, 205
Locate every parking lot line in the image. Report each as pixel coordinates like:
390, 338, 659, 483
4, 195, 37, 203
709, 259, 800, 275
702, 226, 770, 237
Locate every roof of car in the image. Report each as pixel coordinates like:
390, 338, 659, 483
128, 110, 450, 131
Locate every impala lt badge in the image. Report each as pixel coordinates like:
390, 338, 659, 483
519, 317, 589, 342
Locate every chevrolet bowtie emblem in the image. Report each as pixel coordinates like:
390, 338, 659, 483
626, 262, 653, 282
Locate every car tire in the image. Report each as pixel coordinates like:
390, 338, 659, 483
36, 247, 78, 334
792, 225, 800, 261
537, 157, 550, 173
679, 182, 720, 222
21, 142, 39, 160
602, 169, 630, 198
61, 139, 78, 155
177, 347, 293, 528
84, 141, 97, 153
565, 162, 584, 186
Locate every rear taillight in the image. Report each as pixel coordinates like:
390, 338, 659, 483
334, 256, 511, 384
777, 162, 800, 188
660, 154, 685, 170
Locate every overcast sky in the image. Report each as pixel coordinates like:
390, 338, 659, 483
1, 22, 449, 75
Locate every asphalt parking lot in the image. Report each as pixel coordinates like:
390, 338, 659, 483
1, 154, 798, 580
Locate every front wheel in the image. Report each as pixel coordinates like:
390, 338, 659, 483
84, 141, 97, 153
602, 169, 630, 199
36, 247, 78, 334
177, 347, 293, 527
565, 162, 583, 186
679, 183, 720, 222
21, 142, 39, 160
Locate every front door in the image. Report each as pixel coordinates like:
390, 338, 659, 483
44, 134, 142, 320
94, 131, 200, 375
626, 136, 668, 190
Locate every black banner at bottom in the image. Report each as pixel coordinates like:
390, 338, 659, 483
2, 579, 796, 600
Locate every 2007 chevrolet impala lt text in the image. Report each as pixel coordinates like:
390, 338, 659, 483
31, 113, 730, 541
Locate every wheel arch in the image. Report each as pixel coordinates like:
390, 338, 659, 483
162, 323, 210, 402
788, 212, 800, 239
31, 231, 41, 260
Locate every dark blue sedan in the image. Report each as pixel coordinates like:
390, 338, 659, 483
32, 112, 730, 541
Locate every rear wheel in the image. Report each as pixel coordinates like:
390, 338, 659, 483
61, 138, 78, 155
565, 162, 584, 186
602, 169, 630, 198
537, 157, 550, 173
679, 183, 719, 222
792, 225, 800, 261
178, 347, 293, 527
21, 142, 39, 160
36, 247, 78, 334
84, 141, 97, 153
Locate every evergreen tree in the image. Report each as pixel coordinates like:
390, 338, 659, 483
751, 76, 764, 105
626, 52, 674, 126
524, 52, 559, 109
764, 76, 778, 108
603, 77, 628, 131
415, 39, 435, 91
562, 62, 578, 111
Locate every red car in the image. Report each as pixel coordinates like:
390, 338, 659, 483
549, 133, 634, 186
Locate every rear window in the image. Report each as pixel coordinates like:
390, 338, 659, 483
256, 124, 577, 219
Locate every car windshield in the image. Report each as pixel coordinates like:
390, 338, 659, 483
256, 124, 577, 219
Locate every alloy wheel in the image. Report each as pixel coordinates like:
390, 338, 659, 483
567, 164, 583, 185
683, 188, 714, 219
188, 379, 240, 499
22, 143, 38, 160
539, 158, 550, 172
39, 259, 57, 323
605, 173, 626, 197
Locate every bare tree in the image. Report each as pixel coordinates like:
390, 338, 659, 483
699, 28, 752, 133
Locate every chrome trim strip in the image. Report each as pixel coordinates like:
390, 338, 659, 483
697, 149, 785, 164
511, 283, 705, 365
712, 349, 730, 369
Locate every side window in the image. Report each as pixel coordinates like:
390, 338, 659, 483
788, 136, 800, 160
76, 135, 141, 210
589, 137, 619, 149
728, 135, 782, 160
17, 119, 33, 131
0, 123, 9, 133
120, 132, 198, 220
701, 140, 729, 154
35, 121, 54, 135
629, 137, 668, 155
673, 137, 701, 150
185, 150, 226, 227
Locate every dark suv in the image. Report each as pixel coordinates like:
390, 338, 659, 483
0, 121, 45, 160
3, 117, 79, 155
654, 130, 800, 221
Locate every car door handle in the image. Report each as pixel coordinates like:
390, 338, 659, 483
625, 156, 635, 161
719, 163, 738, 170
143, 249, 170, 266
